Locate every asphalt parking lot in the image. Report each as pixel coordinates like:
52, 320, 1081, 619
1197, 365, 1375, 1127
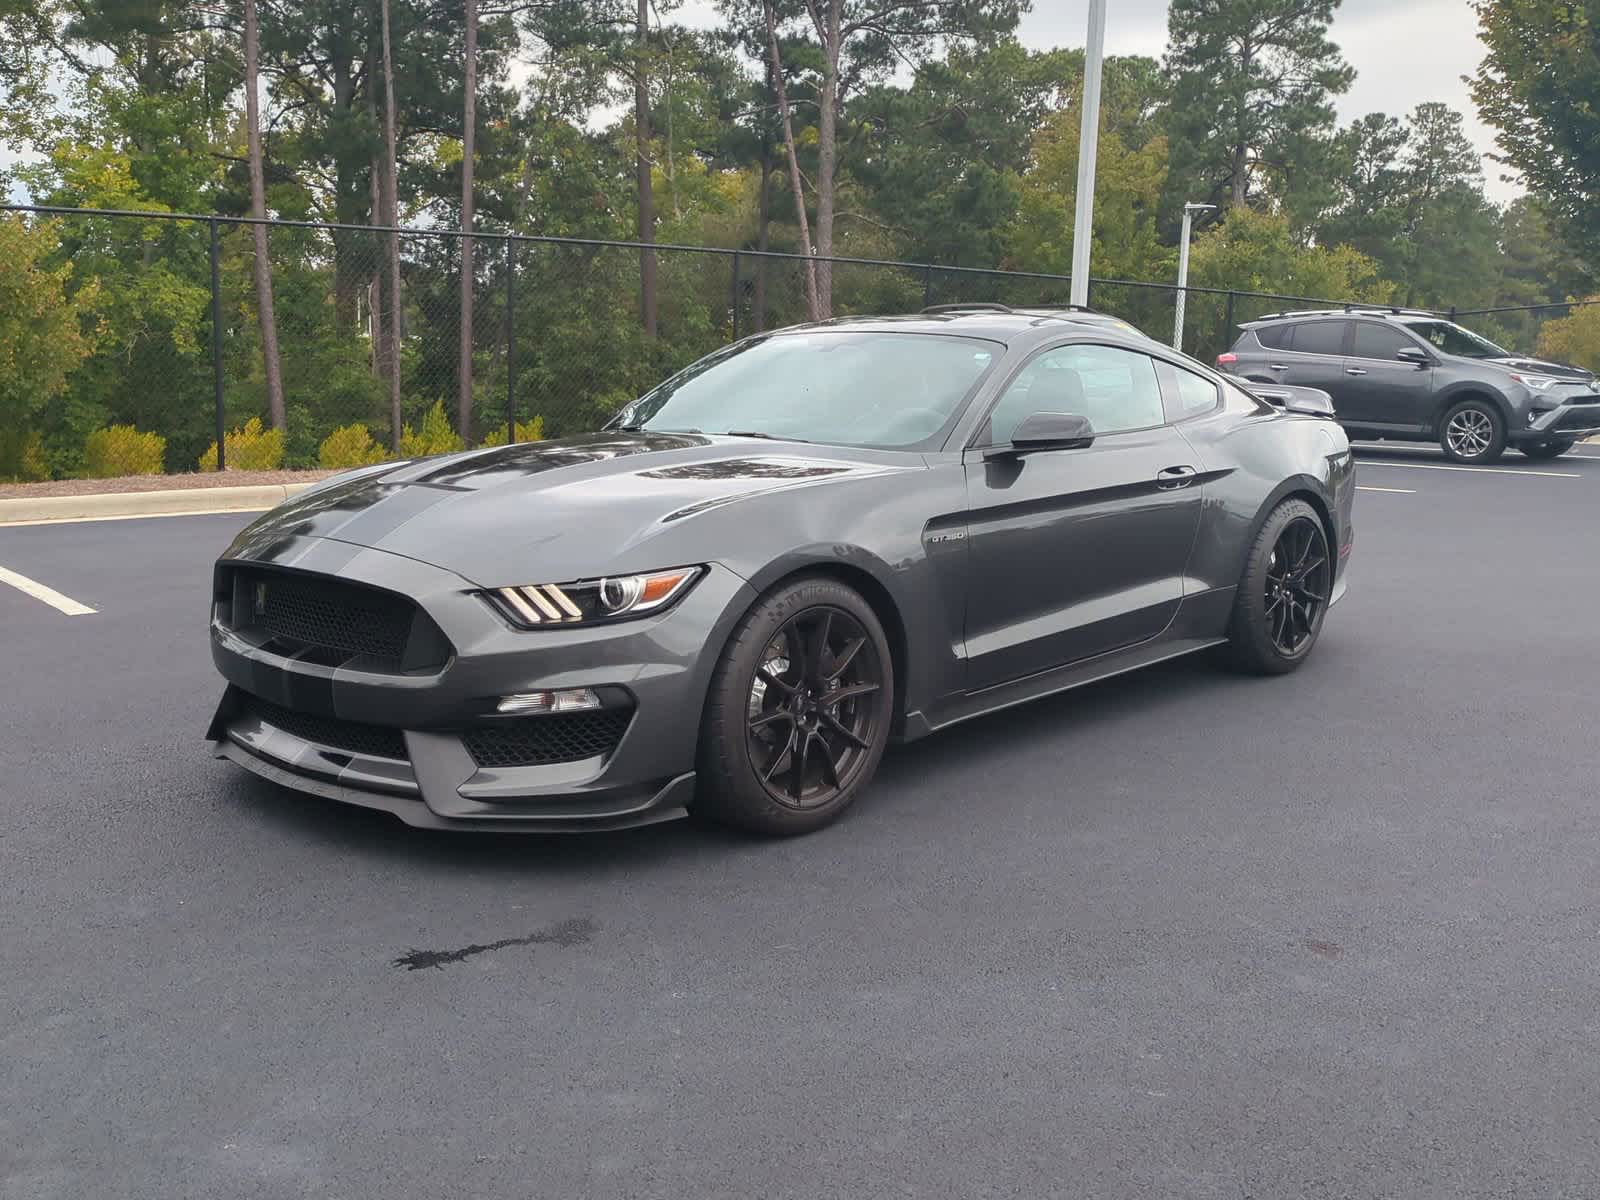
4, 443, 1600, 1199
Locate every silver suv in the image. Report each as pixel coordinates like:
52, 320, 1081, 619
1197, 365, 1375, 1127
1218, 307, 1600, 462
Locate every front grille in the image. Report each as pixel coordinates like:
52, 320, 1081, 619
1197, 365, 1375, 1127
222, 567, 453, 672
241, 694, 408, 761
463, 709, 633, 769
254, 571, 414, 665
1555, 405, 1600, 432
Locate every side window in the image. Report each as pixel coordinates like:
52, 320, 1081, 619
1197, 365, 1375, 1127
1255, 324, 1291, 350
985, 344, 1165, 443
1351, 322, 1415, 361
1169, 364, 1220, 418
1290, 320, 1349, 357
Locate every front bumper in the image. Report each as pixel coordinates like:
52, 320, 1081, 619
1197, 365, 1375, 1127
1512, 398, 1600, 442
206, 536, 755, 831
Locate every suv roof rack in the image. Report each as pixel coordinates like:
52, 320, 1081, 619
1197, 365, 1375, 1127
920, 302, 1015, 314
1248, 307, 1440, 326
1342, 303, 1436, 317
1253, 309, 1338, 322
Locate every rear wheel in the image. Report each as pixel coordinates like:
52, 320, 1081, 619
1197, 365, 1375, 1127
694, 577, 894, 835
1439, 399, 1506, 464
1222, 499, 1333, 675
1519, 438, 1576, 460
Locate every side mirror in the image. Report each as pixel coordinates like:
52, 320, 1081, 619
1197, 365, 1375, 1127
1252, 384, 1336, 418
1396, 347, 1431, 367
989, 411, 1096, 456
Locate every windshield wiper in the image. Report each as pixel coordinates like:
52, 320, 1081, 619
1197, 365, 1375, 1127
724, 429, 809, 443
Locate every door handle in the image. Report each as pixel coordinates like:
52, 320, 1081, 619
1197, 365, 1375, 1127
1157, 465, 1198, 490
1345, 367, 1368, 376
1268, 363, 1289, 371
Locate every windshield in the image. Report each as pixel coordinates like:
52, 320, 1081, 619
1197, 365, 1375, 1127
614, 331, 1001, 449
1401, 319, 1510, 359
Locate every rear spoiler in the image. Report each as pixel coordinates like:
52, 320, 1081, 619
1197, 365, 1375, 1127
1247, 383, 1336, 418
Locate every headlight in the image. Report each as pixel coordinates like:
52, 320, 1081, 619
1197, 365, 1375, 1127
484, 566, 702, 628
1510, 373, 1558, 391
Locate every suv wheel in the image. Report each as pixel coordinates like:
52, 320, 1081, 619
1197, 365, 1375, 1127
1440, 399, 1506, 464
1519, 438, 1576, 460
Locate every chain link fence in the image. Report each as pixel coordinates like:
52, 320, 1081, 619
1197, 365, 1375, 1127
14, 203, 1555, 482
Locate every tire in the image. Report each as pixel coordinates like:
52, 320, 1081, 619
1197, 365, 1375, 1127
1518, 438, 1576, 460
1439, 398, 1507, 464
693, 576, 895, 836
1222, 499, 1334, 676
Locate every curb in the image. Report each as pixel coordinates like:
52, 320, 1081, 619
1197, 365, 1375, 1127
0, 482, 314, 526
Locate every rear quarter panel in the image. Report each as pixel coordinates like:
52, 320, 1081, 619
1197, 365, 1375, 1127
1176, 394, 1351, 598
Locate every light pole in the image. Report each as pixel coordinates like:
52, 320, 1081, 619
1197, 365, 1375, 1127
1069, 0, 1107, 309
1172, 201, 1217, 351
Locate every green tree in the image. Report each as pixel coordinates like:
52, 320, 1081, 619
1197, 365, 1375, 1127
1164, 0, 1353, 214
998, 56, 1177, 286
848, 40, 1073, 268
1473, 0, 1600, 254
749, 0, 1023, 315
1535, 301, 1600, 372
0, 217, 99, 479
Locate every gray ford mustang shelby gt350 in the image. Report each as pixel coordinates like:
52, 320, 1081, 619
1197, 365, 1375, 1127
207, 305, 1355, 835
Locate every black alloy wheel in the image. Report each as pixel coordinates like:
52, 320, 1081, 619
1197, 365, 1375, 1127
1222, 498, 1333, 675
696, 577, 894, 835
746, 606, 884, 809
1263, 515, 1331, 657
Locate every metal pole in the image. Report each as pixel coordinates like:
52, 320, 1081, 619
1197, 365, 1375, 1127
1068, 0, 1107, 309
923, 263, 935, 308
1173, 202, 1216, 352
505, 240, 516, 445
730, 249, 741, 341
1224, 290, 1236, 355
1173, 208, 1193, 351
209, 219, 227, 472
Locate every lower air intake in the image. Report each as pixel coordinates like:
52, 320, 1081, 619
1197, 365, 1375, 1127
463, 709, 633, 769
242, 694, 409, 762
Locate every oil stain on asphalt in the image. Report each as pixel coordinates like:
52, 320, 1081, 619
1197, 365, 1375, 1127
393, 916, 596, 971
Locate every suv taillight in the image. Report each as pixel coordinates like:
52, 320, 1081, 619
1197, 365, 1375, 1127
1216, 352, 1238, 367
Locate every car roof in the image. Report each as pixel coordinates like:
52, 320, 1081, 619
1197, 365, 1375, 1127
774, 305, 1157, 349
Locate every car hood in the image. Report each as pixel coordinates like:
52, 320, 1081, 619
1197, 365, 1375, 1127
1484, 355, 1596, 383
225, 432, 919, 586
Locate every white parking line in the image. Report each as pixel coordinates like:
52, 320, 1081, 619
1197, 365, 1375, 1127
0, 565, 96, 615
1356, 485, 1416, 494
1356, 459, 1581, 479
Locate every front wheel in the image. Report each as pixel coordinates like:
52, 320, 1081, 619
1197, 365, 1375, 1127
1222, 499, 1333, 675
1439, 399, 1506, 464
693, 577, 895, 835
1519, 438, 1576, 460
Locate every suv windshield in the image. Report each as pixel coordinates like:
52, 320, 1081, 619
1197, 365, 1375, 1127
1400, 320, 1509, 359
616, 331, 1000, 448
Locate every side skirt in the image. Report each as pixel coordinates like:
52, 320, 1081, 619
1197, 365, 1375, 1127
900, 632, 1226, 742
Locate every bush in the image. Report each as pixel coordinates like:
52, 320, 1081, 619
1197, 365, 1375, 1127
398, 401, 464, 457
0, 429, 51, 482
198, 417, 285, 471
83, 424, 167, 478
318, 423, 390, 469
1536, 299, 1600, 373
479, 416, 546, 447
